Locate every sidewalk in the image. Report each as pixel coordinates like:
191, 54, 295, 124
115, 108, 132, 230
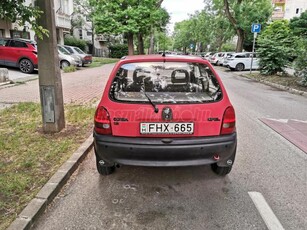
0, 64, 114, 105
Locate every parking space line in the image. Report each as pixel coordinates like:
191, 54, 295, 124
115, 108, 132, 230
248, 192, 285, 230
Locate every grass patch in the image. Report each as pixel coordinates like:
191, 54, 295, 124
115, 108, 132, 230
242, 73, 307, 93
88, 57, 119, 68
63, 65, 77, 73
0, 102, 95, 230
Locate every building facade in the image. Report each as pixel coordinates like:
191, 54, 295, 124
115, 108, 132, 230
272, 0, 307, 20
0, 0, 73, 44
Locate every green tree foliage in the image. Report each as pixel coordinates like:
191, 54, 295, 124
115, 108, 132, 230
213, 0, 272, 52
0, 0, 48, 38
109, 44, 128, 58
290, 11, 307, 86
90, 0, 169, 55
64, 36, 87, 51
257, 20, 295, 75
289, 11, 307, 37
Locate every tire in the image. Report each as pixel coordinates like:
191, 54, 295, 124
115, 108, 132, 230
95, 156, 115, 175
211, 163, 232, 176
61, 60, 70, 68
19, 59, 34, 73
235, 63, 245, 71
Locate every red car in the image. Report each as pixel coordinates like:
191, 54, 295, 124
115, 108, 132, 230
94, 54, 237, 176
0, 38, 38, 73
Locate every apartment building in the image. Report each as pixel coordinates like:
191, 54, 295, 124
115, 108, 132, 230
272, 0, 307, 20
0, 0, 73, 44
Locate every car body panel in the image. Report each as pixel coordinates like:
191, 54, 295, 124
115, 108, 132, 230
226, 52, 259, 70
0, 38, 38, 72
63, 45, 92, 65
57, 45, 81, 67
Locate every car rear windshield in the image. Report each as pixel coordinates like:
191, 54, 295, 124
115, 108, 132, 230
109, 61, 222, 104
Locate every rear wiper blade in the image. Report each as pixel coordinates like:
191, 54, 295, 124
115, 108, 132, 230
144, 92, 159, 113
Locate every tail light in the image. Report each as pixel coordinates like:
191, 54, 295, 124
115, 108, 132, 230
220, 106, 236, 135
84, 56, 92, 60
94, 106, 112, 135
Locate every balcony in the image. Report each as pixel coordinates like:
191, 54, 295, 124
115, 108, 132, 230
95, 34, 108, 42
272, 0, 285, 4
272, 11, 285, 20
55, 14, 71, 29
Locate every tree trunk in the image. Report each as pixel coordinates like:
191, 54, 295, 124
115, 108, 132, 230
127, 32, 134, 55
236, 29, 244, 52
91, 25, 95, 56
137, 32, 145, 54
223, 0, 244, 52
148, 28, 155, 54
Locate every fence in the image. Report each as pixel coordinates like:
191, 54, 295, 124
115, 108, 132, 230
93, 48, 109, 57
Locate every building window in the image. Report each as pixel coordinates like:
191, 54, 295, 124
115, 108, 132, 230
87, 31, 92, 37
296, 8, 299, 14
0, 29, 4, 37
79, 29, 83, 39
10, 30, 30, 39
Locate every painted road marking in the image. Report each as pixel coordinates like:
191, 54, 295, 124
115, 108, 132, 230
248, 192, 285, 230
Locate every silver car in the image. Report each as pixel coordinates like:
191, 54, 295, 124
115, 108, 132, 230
63, 45, 92, 66
57, 45, 82, 68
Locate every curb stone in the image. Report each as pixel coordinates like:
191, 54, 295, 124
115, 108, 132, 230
7, 135, 94, 230
240, 74, 307, 98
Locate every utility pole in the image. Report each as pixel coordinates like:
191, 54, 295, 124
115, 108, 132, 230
36, 0, 65, 133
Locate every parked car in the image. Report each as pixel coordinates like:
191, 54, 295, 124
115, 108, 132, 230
63, 45, 92, 66
203, 52, 215, 60
57, 45, 82, 68
225, 52, 259, 71
220, 52, 235, 66
209, 52, 227, 66
93, 54, 237, 176
0, 38, 38, 73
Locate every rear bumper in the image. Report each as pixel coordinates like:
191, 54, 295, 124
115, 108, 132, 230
93, 132, 237, 167
82, 60, 92, 64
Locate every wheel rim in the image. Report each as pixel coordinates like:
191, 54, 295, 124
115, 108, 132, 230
20, 59, 32, 73
62, 61, 70, 68
236, 63, 244, 71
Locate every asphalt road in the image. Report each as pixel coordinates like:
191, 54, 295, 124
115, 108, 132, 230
33, 67, 307, 230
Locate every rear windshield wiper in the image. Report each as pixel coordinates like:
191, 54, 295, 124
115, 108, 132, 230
144, 92, 159, 113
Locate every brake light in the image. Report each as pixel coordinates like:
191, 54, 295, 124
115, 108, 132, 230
220, 106, 236, 135
84, 56, 91, 60
94, 106, 112, 135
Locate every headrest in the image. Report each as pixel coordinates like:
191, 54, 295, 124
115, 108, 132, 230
171, 69, 189, 84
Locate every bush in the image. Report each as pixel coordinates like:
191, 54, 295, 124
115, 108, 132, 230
257, 20, 295, 75
64, 37, 87, 51
294, 39, 307, 86
109, 44, 128, 58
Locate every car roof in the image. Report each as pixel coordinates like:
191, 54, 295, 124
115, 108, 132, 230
13, 38, 36, 44
121, 54, 204, 62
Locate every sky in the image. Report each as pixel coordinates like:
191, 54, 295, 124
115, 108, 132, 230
161, 0, 205, 33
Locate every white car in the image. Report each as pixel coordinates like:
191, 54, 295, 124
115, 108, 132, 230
57, 45, 82, 68
221, 52, 235, 66
209, 52, 230, 66
225, 52, 259, 71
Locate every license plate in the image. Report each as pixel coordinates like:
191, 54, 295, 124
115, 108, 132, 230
140, 123, 194, 134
